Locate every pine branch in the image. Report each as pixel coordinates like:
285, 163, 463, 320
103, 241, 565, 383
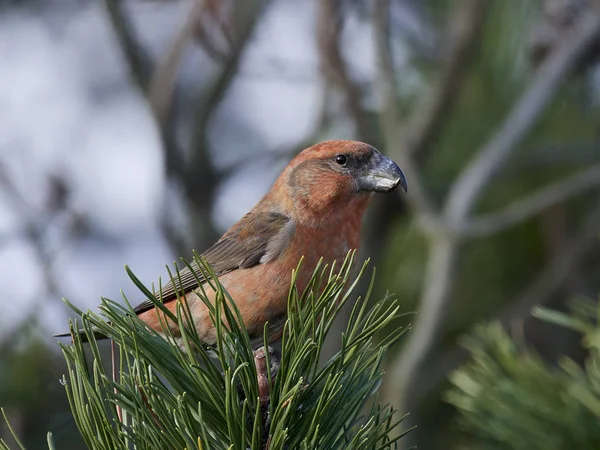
448, 292, 600, 449
1, 253, 412, 449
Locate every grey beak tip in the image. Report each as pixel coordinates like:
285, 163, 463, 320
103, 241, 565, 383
394, 165, 408, 194
356, 151, 409, 194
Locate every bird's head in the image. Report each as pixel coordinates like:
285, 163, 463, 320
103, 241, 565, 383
270, 140, 407, 223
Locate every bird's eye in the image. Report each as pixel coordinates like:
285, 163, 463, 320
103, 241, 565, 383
335, 154, 348, 166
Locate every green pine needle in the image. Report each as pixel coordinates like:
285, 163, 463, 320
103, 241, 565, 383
3, 251, 411, 449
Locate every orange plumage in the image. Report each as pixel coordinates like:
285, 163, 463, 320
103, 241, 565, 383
60, 140, 406, 346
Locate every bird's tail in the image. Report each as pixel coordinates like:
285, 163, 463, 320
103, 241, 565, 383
54, 328, 109, 342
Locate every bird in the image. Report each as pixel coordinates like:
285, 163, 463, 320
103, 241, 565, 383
55, 140, 406, 347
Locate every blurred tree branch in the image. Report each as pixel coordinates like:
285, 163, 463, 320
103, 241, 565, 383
463, 164, 600, 237
407, 0, 487, 163
445, 11, 600, 224
317, 0, 374, 142
185, 0, 267, 249
375, 0, 600, 419
413, 198, 600, 408
102, 0, 269, 254
530, 0, 600, 69
512, 140, 600, 172
0, 165, 74, 350
148, 0, 203, 126
103, 0, 152, 92
0, 166, 63, 299
497, 199, 600, 324
373, 0, 448, 223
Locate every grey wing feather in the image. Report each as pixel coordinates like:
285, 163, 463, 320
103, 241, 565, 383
132, 211, 292, 315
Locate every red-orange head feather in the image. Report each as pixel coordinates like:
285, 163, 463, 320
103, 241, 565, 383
265, 140, 406, 226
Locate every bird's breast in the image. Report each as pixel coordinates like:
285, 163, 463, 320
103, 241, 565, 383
214, 218, 361, 336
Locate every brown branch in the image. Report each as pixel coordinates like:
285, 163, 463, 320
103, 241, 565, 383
445, 11, 600, 223
0, 166, 61, 298
102, 0, 196, 255
408, 0, 488, 162
189, 0, 267, 160
383, 8, 600, 415
463, 164, 600, 237
373, 0, 441, 224
410, 198, 600, 407
183, 0, 268, 250
149, 0, 204, 128
103, 0, 152, 93
317, 0, 374, 142
498, 202, 600, 322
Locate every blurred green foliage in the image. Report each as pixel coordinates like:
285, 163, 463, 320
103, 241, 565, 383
0, 323, 83, 449
382, 0, 600, 328
447, 297, 600, 449
1, 0, 599, 448
378, 2, 600, 447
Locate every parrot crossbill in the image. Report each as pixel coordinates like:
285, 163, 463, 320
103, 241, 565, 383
56, 140, 407, 347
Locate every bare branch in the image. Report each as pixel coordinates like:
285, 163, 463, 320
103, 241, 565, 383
498, 201, 600, 322
373, 0, 441, 223
0, 165, 61, 298
192, 0, 235, 62
410, 198, 600, 407
530, 0, 600, 68
463, 164, 600, 237
408, 0, 488, 161
102, 0, 197, 255
383, 8, 600, 416
510, 140, 600, 172
149, 0, 204, 127
190, 0, 267, 157
445, 11, 600, 223
103, 0, 184, 201
385, 232, 459, 395
183, 0, 267, 250
103, 0, 153, 93
317, 0, 374, 142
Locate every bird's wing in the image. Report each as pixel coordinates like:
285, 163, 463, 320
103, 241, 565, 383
132, 210, 293, 315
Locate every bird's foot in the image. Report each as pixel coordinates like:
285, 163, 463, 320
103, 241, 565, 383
253, 345, 280, 448
253, 345, 280, 408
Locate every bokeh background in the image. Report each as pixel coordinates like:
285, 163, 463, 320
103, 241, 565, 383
1, 0, 600, 448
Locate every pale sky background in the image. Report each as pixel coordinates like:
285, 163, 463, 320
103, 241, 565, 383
0, 0, 421, 340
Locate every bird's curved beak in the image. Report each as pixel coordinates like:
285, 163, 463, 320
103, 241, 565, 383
356, 151, 407, 194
